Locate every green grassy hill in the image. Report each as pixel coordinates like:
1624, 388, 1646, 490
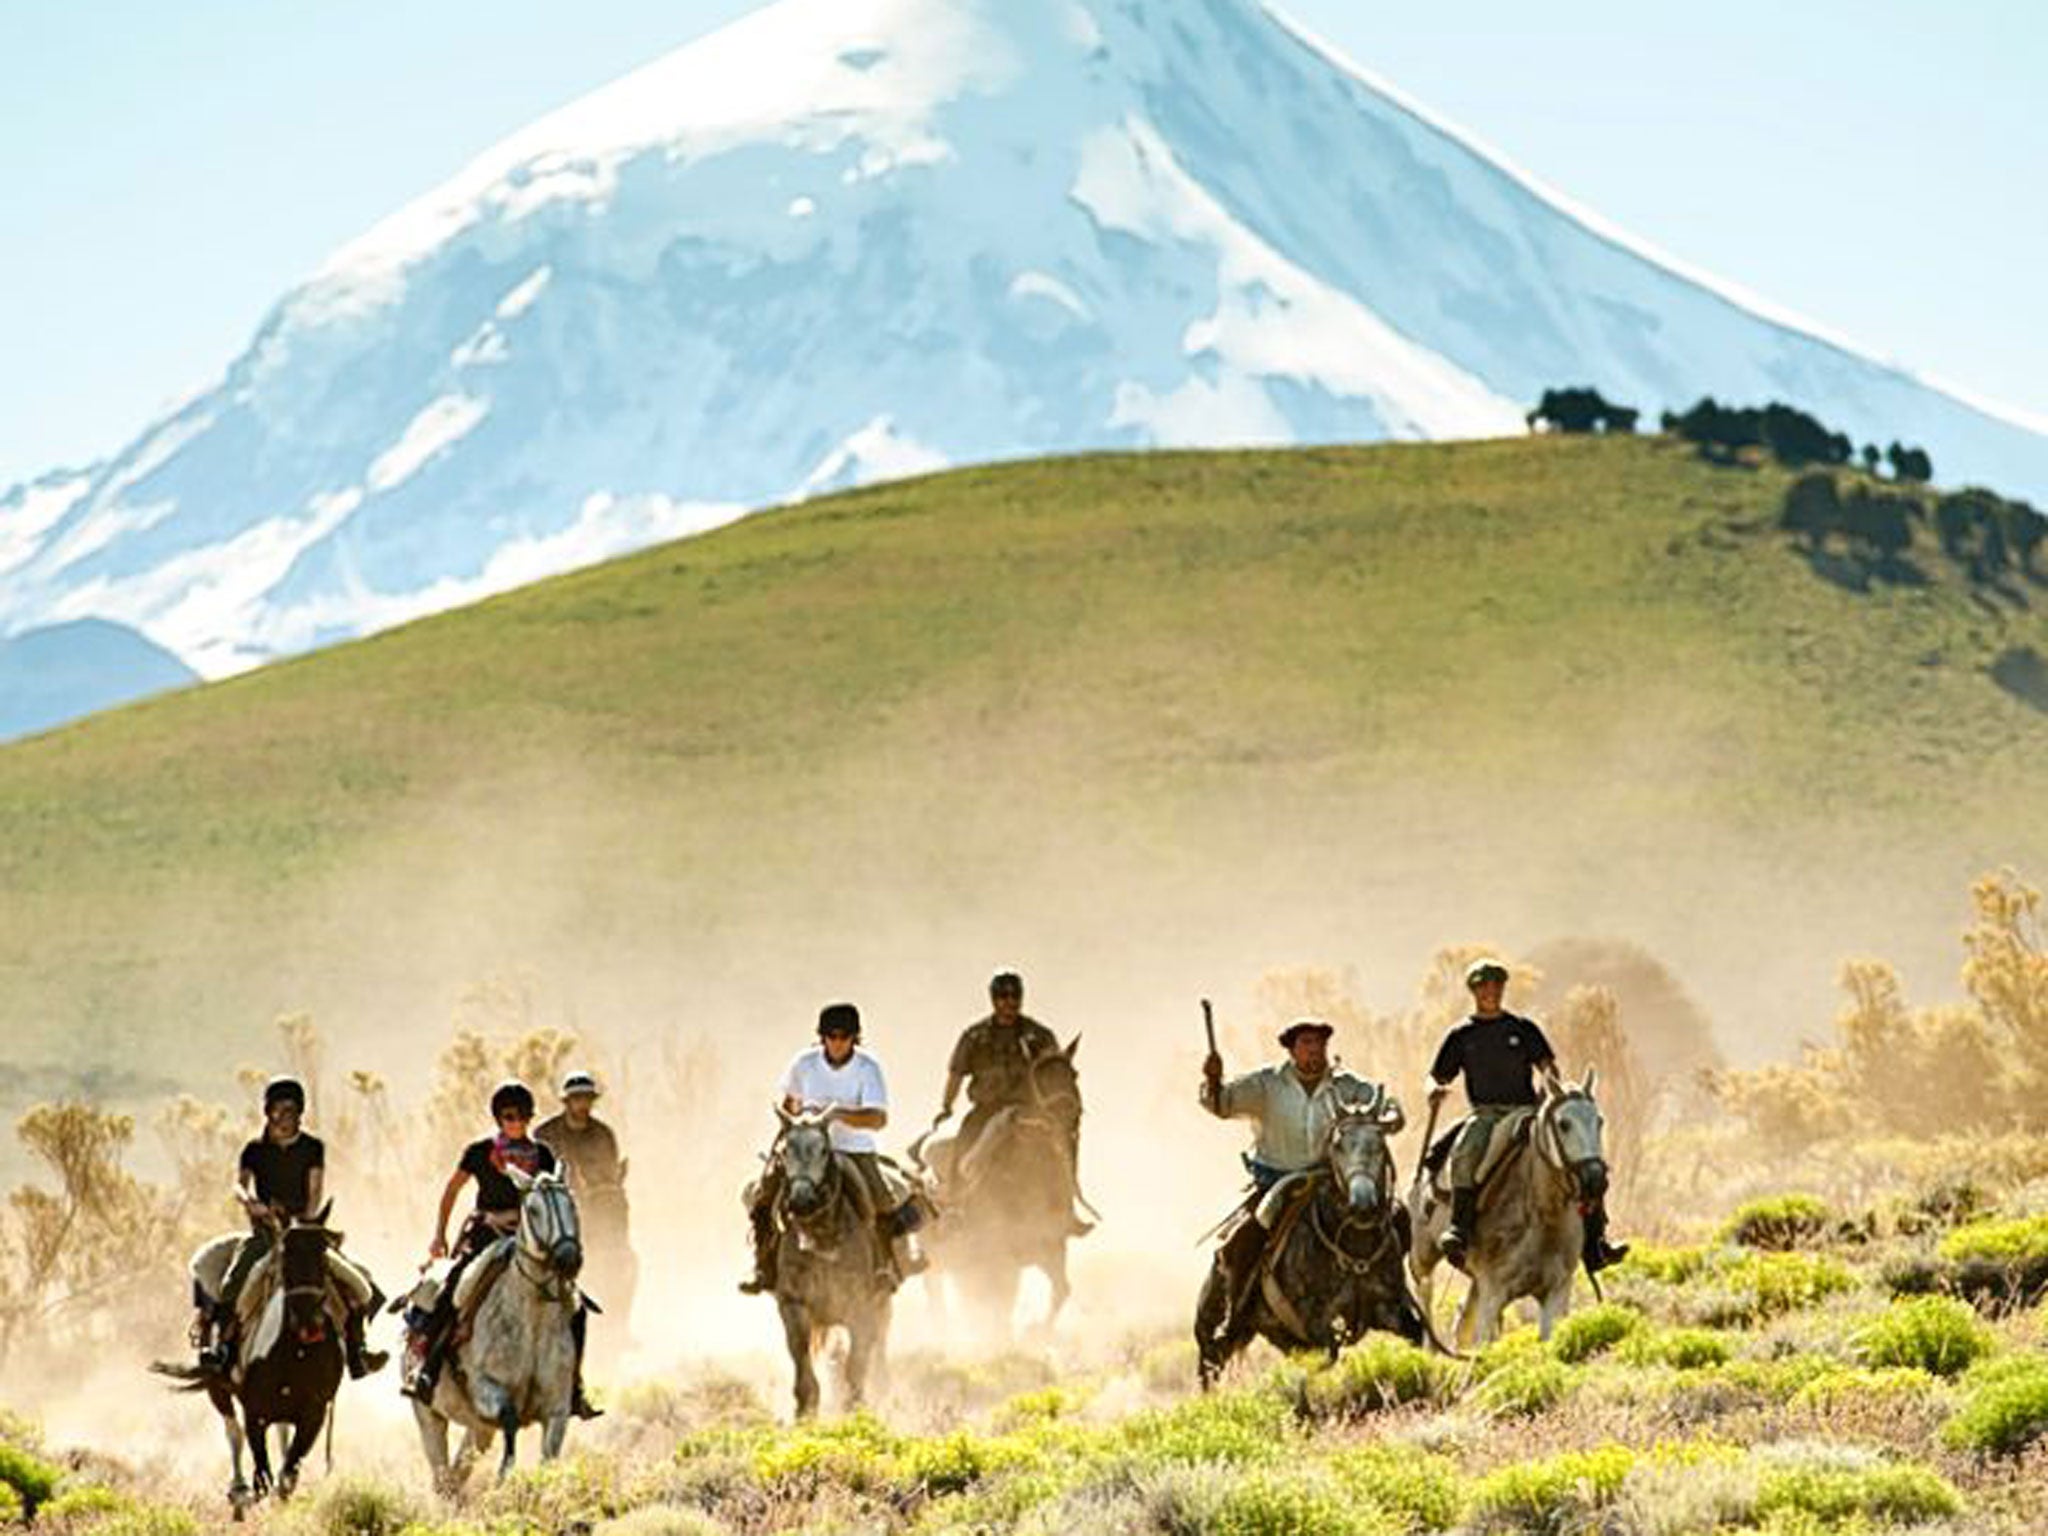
3, 435, 2043, 1110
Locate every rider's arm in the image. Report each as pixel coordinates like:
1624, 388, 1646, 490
937, 1069, 965, 1119
1377, 1091, 1407, 1135
303, 1164, 326, 1215
430, 1167, 469, 1257
1204, 1066, 1262, 1120
836, 1107, 888, 1131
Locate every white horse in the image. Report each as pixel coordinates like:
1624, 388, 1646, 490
411, 1168, 583, 1493
1408, 1072, 1609, 1347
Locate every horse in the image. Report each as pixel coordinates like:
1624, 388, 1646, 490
1407, 1071, 1609, 1347
410, 1167, 584, 1493
915, 1037, 1088, 1339
155, 1209, 347, 1516
767, 1107, 894, 1420
1194, 1092, 1430, 1388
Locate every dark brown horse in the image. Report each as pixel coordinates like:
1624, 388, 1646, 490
916, 1038, 1087, 1339
158, 1210, 347, 1515
1196, 1099, 1432, 1388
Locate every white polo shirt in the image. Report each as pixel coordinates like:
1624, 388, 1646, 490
779, 1045, 889, 1154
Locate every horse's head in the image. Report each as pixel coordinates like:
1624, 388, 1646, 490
1323, 1089, 1401, 1213
776, 1107, 839, 1216
1539, 1069, 1609, 1200
1025, 1037, 1083, 1126
280, 1206, 335, 1339
508, 1165, 583, 1281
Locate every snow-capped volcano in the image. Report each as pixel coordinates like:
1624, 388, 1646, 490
5, 0, 2046, 692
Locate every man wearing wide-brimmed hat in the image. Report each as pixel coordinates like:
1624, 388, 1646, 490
1198, 1016, 1403, 1340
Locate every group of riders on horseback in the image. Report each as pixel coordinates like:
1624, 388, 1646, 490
175, 958, 1628, 1481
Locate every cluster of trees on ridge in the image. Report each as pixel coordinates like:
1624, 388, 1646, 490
1528, 385, 2042, 586
1529, 386, 1935, 480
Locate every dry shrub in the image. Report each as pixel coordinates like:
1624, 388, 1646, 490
1713, 869, 2048, 1158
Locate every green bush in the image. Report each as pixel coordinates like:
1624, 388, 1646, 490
1296, 1338, 1457, 1418
1789, 1366, 1940, 1417
36, 1485, 135, 1524
1697, 1252, 1857, 1325
1620, 1326, 1732, 1370
1851, 1295, 1993, 1377
1117, 1387, 1296, 1468
0, 1442, 60, 1518
1942, 1358, 2048, 1456
62, 1511, 201, 1536
1939, 1213, 2048, 1265
1205, 1468, 1405, 1536
311, 1476, 425, 1536
1472, 1357, 1573, 1418
1467, 1446, 1635, 1532
1549, 1303, 1643, 1363
1725, 1194, 1832, 1251
0, 1483, 20, 1527
591, 1508, 730, 1536
1617, 1243, 1711, 1285
1753, 1448, 1960, 1523
1326, 1445, 1463, 1532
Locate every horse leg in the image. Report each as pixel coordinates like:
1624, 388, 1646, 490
218, 1404, 249, 1512
542, 1409, 570, 1460
246, 1411, 274, 1497
1536, 1269, 1575, 1341
496, 1408, 519, 1482
277, 1415, 321, 1501
1037, 1248, 1072, 1340
778, 1298, 820, 1421
412, 1402, 457, 1499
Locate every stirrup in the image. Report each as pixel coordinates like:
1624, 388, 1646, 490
738, 1275, 772, 1295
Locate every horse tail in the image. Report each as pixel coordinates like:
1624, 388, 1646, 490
146, 1361, 218, 1394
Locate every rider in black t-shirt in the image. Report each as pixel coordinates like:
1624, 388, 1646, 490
403, 1081, 598, 1417
196, 1077, 386, 1378
1427, 960, 1628, 1272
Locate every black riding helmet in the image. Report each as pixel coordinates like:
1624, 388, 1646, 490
263, 1076, 307, 1112
817, 1002, 861, 1040
489, 1080, 537, 1120
989, 970, 1024, 998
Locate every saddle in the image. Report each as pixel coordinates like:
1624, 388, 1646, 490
1423, 1108, 1536, 1201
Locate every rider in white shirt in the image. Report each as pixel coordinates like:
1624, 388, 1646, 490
741, 1003, 926, 1293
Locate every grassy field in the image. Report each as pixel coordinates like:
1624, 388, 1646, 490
1, 435, 2044, 1108
7, 1195, 2048, 1534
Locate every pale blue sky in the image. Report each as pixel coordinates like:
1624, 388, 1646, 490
1, 0, 2041, 488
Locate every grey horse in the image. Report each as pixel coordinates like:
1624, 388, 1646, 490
768, 1108, 894, 1420
1196, 1094, 1431, 1388
410, 1167, 583, 1493
1408, 1071, 1609, 1346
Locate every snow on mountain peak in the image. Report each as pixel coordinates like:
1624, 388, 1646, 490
4, 0, 2046, 723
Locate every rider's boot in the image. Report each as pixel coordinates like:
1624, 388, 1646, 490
192, 1302, 230, 1374
1441, 1188, 1480, 1271
569, 1306, 604, 1419
344, 1308, 389, 1379
738, 1206, 778, 1295
402, 1325, 449, 1404
1581, 1201, 1631, 1273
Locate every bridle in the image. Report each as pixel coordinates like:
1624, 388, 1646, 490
1309, 1112, 1399, 1275
1533, 1087, 1608, 1202
778, 1123, 851, 1250
513, 1178, 582, 1305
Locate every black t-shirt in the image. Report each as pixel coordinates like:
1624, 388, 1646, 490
459, 1135, 558, 1213
239, 1133, 325, 1215
1430, 1013, 1555, 1106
